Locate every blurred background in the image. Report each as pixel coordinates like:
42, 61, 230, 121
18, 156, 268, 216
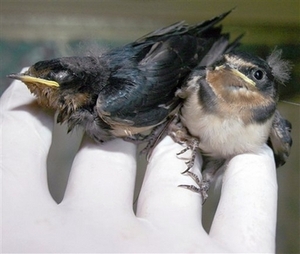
1, 0, 299, 253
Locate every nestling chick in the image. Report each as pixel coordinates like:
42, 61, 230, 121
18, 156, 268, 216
170, 50, 292, 200
8, 11, 239, 143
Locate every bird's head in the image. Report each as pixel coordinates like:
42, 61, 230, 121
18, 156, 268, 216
202, 49, 291, 123
7, 57, 107, 124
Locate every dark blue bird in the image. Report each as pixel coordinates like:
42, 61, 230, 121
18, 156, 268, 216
8, 10, 239, 143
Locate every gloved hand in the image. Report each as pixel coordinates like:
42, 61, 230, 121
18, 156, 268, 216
1, 74, 277, 253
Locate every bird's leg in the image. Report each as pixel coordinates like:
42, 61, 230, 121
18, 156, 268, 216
131, 114, 179, 160
168, 118, 200, 173
140, 120, 171, 155
178, 159, 225, 203
124, 126, 167, 148
168, 117, 212, 200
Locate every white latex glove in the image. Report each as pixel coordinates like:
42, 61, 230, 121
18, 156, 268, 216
1, 77, 278, 253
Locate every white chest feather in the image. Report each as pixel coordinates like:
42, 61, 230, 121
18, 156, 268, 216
180, 93, 274, 158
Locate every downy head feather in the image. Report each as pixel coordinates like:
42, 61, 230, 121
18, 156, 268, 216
267, 49, 291, 84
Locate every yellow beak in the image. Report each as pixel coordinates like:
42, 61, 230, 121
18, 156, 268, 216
8, 74, 60, 88
231, 69, 256, 87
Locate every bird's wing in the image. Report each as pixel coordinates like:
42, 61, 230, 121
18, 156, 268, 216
268, 110, 293, 167
97, 36, 194, 127
96, 11, 236, 128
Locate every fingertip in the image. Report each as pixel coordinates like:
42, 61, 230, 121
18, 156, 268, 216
137, 135, 203, 227
210, 144, 277, 252
2, 70, 55, 145
62, 137, 138, 210
78, 135, 137, 161
223, 144, 276, 187
1, 76, 54, 148
1, 72, 55, 203
3, 68, 35, 107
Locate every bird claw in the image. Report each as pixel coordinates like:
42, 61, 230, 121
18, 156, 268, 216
176, 139, 199, 173
169, 119, 200, 172
178, 171, 210, 203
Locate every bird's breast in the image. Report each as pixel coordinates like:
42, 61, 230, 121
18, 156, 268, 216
180, 93, 274, 158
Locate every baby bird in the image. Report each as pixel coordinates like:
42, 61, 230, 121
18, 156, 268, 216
170, 50, 292, 200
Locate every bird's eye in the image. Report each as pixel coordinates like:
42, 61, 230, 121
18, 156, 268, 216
252, 69, 264, 80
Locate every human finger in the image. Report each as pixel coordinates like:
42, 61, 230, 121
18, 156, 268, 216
1, 76, 54, 203
61, 136, 137, 216
209, 144, 277, 252
137, 136, 204, 232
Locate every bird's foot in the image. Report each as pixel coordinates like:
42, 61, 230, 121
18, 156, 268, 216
178, 171, 210, 203
168, 118, 200, 172
177, 139, 199, 173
